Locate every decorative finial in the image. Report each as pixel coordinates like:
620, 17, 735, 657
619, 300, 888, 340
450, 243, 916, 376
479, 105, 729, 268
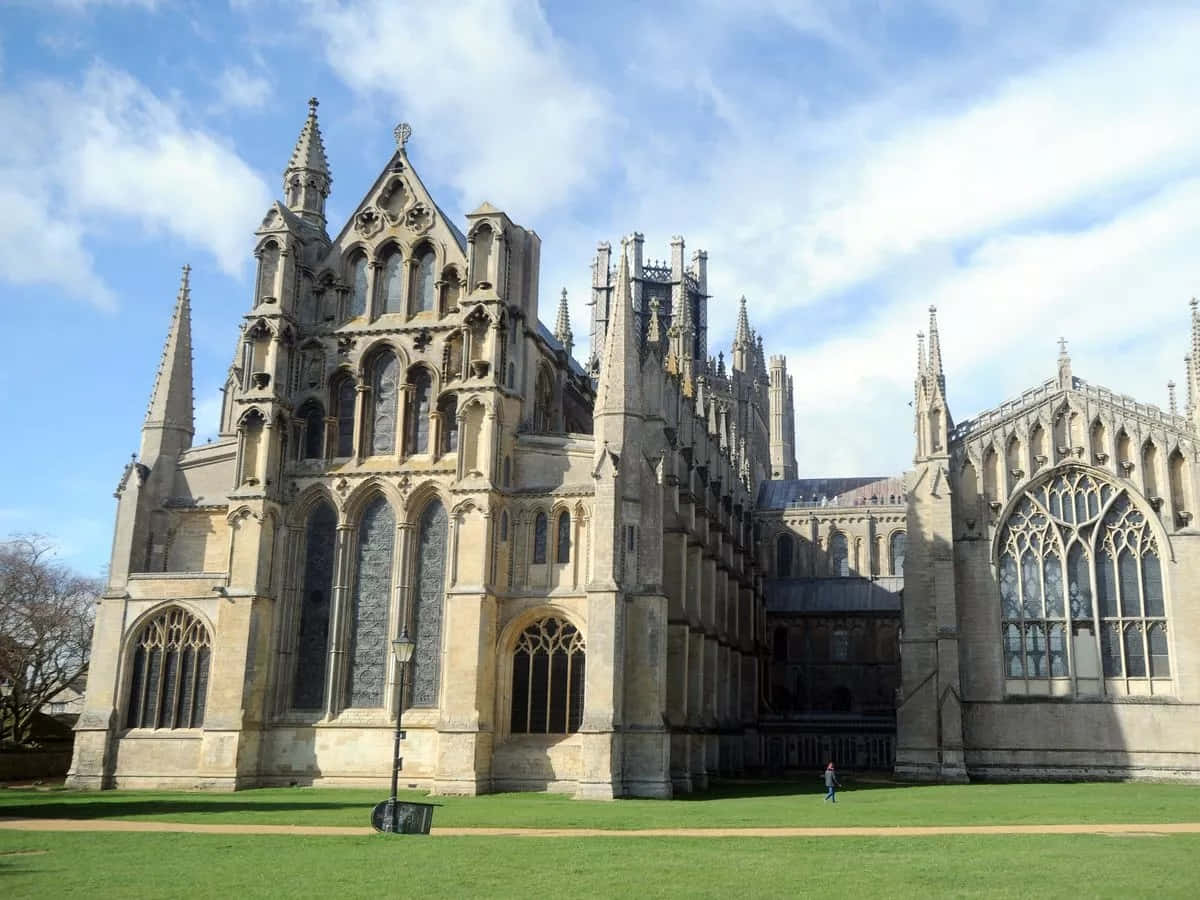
394, 122, 412, 151
1169, 380, 1178, 415
308, 97, 319, 114
561, 286, 568, 301
1058, 336, 1068, 356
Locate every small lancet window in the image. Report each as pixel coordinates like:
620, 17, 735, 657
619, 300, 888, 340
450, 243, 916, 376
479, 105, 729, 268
382, 250, 404, 315
405, 367, 432, 455
413, 248, 436, 313
532, 512, 548, 564
349, 255, 369, 318
334, 377, 356, 457
556, 511, 571, 564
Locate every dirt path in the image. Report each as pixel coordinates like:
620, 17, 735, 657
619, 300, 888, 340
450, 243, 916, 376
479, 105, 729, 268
3, 818, 1200, 838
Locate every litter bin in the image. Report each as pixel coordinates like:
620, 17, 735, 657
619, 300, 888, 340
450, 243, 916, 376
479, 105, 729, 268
371, 800, 437, 834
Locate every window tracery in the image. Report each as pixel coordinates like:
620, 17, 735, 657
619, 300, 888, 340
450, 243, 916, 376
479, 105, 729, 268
334, 377, 356, 457
382, 250, 404, 314
890, 532, 906, 577
369, 352, 398, 455
405, 367, 432, 455
830, 532, 849, 577
346, 496, 394, 708
410, 500, 447, 708
998, 467, 1169, 689
556, 511, 571, 564
510, 617, 586, 734
413, 248, 436, 313
532, 512, 548, 564
349, 255, 368, 318
125, 607, 211, 729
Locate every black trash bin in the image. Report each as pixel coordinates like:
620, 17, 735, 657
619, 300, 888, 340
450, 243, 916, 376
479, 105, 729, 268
371, 800, 436, 834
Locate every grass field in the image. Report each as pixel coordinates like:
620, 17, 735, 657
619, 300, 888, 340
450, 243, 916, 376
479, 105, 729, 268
2, 781, 1199, 898
1, 779, 1199, 828
1, 830, 1198, 898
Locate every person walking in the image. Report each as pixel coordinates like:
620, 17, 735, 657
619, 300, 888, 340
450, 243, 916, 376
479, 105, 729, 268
823, 762, 841, 803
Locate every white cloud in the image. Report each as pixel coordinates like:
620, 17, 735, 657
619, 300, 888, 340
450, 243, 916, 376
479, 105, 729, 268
42, 0, 158, 9
301, 0, 611, 220
212, 65, 272, 112
0, 65, 272, 308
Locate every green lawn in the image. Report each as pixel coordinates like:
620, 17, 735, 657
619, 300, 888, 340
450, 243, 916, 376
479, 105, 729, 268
1, 780, 1199, 829
0, 830, 1196, 899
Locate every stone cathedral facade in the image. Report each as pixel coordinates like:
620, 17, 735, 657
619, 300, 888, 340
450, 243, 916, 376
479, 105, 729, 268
68, 101, 1200, 795
67, 103, 787, 797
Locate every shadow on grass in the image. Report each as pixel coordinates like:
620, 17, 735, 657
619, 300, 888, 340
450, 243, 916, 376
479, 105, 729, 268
670, 777, 916, 802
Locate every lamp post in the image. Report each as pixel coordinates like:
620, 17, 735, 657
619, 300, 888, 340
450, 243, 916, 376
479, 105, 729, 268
387, 627, 416, 834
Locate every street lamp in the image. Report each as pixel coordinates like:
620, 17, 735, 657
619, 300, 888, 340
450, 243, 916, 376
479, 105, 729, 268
386, 627, 416, 833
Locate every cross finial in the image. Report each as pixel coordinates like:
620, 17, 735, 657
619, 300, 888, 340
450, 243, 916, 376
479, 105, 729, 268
1058, 336, 1068, 355
394, 122, 412, 150
308, 97, 319, 114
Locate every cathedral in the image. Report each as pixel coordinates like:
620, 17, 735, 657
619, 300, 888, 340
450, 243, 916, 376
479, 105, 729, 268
67, 101, 1200, 796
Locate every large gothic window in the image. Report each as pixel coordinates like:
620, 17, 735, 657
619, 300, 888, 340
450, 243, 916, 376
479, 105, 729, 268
830, 532, 849, 577
777, 533, 794, 577
126, 607, 211, 729
382, 250, 404, 314
412, 248, 436, 314
346, 496, 395, 708
510, 617, 586, 734
349, 255, 369, 318
410, 500, 447, 708
369, 351, 398, 456
890, 532, 906, 577
405, 367, 432, 455
998, 467, 1169, 690
293, 501, 335, 709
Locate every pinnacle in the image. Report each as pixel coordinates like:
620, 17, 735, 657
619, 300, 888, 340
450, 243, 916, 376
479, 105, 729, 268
142, 264, 195, 457
286, 96, 331, 179
554, 287, 573, 348
733, 295, 751, 346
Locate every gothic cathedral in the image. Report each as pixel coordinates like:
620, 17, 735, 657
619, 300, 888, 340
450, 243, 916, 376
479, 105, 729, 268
68, 101, 1200, 795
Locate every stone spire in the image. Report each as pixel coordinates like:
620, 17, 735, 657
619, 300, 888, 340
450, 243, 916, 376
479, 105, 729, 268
1057, 336, 1072, 390
731, 295, 752, 372
1189, 299, 1200, 433
593, 241, 642, 450
283, 97, 332, 226
554, 287, 574, 359
927, 305, 945, 395
140, 265, 195, 462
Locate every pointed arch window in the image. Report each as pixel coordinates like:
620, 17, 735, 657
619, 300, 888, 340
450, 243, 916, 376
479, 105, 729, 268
829, 532, 849, 577
126, 607, 211, 729
438, 394, 458, 455
334, 377, 356, 457
405, 367, 432, 455
997, 467, 1170, 692
293, 501, 335, 709
532, 512, 548, 564
412, 248, 436, 314
300, 401, 325, 460
382, 249, 405, 315
346, 496, 394, 708
349, 255, 369, 318
556, 511, 571, 564
368, 351, 398, 456
534, 368, 554, 432
889, 532, 906, 577
510, 617, 585, 734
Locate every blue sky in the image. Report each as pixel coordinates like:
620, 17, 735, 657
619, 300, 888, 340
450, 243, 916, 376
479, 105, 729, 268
4, 0, 1200, 576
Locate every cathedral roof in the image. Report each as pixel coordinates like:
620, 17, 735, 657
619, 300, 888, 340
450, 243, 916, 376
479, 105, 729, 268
758, 476, 905, 509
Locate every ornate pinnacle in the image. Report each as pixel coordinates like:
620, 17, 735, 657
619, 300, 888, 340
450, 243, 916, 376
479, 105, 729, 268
394, 122, 413, 151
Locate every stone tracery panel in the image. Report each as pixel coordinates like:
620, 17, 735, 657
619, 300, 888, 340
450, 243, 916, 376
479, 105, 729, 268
410, 500, 447, 708
346, 496, 395, 708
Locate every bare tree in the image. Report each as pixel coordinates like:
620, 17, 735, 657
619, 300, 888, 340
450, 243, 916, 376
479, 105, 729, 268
0, 536, 99, 746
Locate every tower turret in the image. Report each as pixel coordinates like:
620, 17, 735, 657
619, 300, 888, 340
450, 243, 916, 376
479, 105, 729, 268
731, 296, 752, 373
283, 97, 331, 227
554, 287, 574, 359
768, 354, 797, 479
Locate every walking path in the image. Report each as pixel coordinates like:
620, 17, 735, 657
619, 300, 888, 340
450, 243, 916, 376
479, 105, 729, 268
3, 818, 1200, 838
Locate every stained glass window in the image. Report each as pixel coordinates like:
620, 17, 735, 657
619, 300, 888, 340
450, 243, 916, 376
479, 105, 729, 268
126, 607, 211, 729
406, 368, 431, 455
556, 512, 571, 564
510, 617, 586, 734
410, 500, 447, 708
350, 256, 368, 318
413, 249, 435, 313
889, 532, 906, 576
382, 251, 404, 314
293, 502, 335, 709
370, 352, 398, 456
335, 378, 356, 457
345, 496, 394, 708
997, 466, 1169, 690
532, 513, 548, 564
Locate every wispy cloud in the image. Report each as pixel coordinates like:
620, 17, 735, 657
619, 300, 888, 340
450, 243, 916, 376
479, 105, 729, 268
211, 65, 273, 113
0, 65, 272, 309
